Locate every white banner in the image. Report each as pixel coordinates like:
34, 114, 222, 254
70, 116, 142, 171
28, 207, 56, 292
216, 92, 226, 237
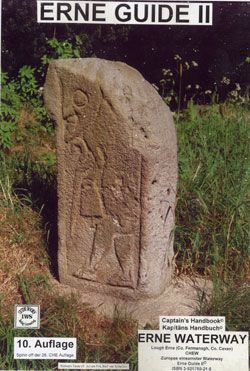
14, 337, 77, 359
37, 1, 213, 25
138, 330, 249, 371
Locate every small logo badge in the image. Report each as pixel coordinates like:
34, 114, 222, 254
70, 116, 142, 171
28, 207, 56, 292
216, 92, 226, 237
14, 305, 40, 329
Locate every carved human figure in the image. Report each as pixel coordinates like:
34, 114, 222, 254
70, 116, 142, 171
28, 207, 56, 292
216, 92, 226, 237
61, 75, 140, 288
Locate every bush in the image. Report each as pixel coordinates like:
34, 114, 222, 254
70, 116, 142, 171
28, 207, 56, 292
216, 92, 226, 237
0, 35, 92, 150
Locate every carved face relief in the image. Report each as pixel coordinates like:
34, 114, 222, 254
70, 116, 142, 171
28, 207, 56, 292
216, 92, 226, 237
73, 89, 89, 107
60, 73, 102, 143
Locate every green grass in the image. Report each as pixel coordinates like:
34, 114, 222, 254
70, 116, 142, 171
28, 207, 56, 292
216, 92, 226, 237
0, 102, 249, 370
0, 321, 57, 370
175, 102, 250, 334
175, 103, 250, 279
198, 278, 250, 332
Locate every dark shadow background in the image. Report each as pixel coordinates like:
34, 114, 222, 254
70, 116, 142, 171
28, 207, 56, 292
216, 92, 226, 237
2, 1, 250, 90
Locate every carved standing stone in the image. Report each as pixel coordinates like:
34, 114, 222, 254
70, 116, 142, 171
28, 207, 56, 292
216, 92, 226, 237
44, 58, 177, 300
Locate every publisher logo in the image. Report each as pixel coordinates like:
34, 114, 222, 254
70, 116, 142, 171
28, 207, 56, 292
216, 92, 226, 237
14, 305, 40, 329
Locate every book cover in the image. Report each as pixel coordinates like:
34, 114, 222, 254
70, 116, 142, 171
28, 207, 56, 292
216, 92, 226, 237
0, 1, 249, 370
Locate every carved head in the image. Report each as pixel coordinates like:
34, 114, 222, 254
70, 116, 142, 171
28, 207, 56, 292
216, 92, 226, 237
59, 72, 102, 143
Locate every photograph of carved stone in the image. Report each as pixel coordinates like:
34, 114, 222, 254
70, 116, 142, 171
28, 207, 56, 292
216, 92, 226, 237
44, 59, 177, 299
0, 1, 249, 369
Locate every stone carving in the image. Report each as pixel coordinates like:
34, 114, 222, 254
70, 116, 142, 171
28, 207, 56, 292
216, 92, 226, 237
44, 58, 177, 300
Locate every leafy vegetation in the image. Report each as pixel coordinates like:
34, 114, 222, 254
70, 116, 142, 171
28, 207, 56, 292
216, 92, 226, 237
160, 55, 250, 111
0, 69, 49, 150
0, 34, 90, 150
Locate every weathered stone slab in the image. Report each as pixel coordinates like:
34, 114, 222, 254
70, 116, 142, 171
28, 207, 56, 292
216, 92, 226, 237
44, 58, 177, 300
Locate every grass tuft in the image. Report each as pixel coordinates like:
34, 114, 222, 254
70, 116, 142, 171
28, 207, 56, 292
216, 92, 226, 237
175, 103, 249, 280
